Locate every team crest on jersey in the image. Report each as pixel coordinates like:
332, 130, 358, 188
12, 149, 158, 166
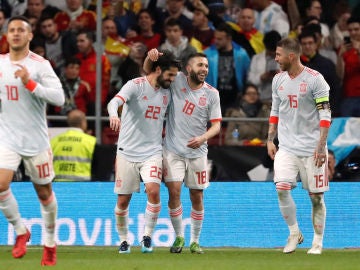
199, 96, 207, 106
163, 95, 168, 105
299, 83, 307, 94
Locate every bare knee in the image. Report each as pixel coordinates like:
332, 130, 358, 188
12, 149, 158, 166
117, 195, 131, 209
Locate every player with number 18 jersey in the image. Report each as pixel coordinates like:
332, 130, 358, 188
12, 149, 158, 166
164, 72, 222, 158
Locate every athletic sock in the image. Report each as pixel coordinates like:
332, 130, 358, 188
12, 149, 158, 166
0, 189, 27, 235
310, 194, 326, 245
40, 192, 57, 247
190, 208, 204, 244
169, 204, 183, 237
115, 205, 129, 243
144, 201, 161, 237
276, 183, 298, 234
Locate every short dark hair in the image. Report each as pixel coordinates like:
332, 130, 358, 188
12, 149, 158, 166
347, 16, 360, 25
164, 17, 183, 30
263, 30, 282, 51
215, 22, 233, 37
186, 52, 207, 65
77, 30, 95, 43
150, 50, 181, 72
8, 15, 32, 31
298, 29, 318, 43
137, 8, 155, 21
302, 23, 322, 36
65, 57, 81, 67
39, 15, 55, 25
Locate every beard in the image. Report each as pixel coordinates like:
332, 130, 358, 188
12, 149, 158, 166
157, 74, 172, 89
189, 70, 204, 84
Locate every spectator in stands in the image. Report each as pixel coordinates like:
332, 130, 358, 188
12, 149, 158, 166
247, 30, 281, 104
193, 0, 257, 57
336, 16, 360, 117
235, 7, 264, 54
191, 6, 214, 51
39, 16, 78, 75
0, 9, 9, 53
99, 17, 129, 89
204, 22, 250, 115
302, 21, 337, 65
51, 109, 97, 181
110, 0, 137, 38
29, 35, 47, 57
299, 30, 342, 116
224, 83, 270, 145
148, 0, 194, 40
126, 9, 162, 50
159, 18, 197, 71
54, 0, 96, 33
304, 0, 330, 44
27, 15, 40, 34
329, 4, 351, 51
250, 0, 290, 37
22, 0, 59, 20
75, 30, 111, 115
116, 42, 147, 88
45, 0, 67, 11
53, 57, 91, 116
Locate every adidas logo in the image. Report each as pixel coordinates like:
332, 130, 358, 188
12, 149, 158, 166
142, 96, 148, 100
279, 85, 284, 91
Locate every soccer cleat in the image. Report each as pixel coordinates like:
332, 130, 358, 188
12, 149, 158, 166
170, 236, 185, 253
190, 242, 204, 254
141, 236, 153, 253
307, 244, 322, 255
118, 241, 131, 254
283, 231, 304, 253
12, 229, 31, 258
41, 245, 57, 266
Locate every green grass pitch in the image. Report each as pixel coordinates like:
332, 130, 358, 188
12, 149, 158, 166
0, 246, 360, 270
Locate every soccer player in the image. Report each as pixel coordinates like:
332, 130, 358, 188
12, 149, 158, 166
267, 37, 331, 255
145, 49, 222, 254
107, 50, 180, 254
0, 16, 65, 265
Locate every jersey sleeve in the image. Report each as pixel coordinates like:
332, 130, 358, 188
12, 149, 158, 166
30, 60, 65, 106
312, 74, 330, 99
107, 79, 139, 117
270, 74, 281, 117
209, 90, 222, 121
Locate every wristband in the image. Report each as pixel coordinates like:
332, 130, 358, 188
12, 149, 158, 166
25, 79, 37, 92
269, 116, 279, 124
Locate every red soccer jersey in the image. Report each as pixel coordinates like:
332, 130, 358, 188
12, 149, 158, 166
54, 10, 97, 32
342, 48, 360, 98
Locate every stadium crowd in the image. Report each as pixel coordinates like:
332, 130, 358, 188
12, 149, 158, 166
1, 0, 359, 181
0, 0, 358, 120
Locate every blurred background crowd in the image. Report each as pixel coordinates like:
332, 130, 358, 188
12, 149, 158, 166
1, 0, 359, 181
